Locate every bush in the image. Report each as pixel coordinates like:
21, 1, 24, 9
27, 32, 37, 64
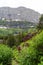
21, 47, 41, 65
0, 44, 13, 65
7, 34, 15, 47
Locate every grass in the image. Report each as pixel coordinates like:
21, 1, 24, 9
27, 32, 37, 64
12, 60, 19, 65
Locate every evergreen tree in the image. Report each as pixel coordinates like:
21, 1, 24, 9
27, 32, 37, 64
37, 14, 43, 30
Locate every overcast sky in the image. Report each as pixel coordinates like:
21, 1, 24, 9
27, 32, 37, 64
0, 0, 43, 14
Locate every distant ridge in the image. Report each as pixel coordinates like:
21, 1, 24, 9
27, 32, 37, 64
0, 6, 40, 23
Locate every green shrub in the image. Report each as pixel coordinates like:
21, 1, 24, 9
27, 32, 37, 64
37, 14, 43, 30
0, 44, 13, 65
7, 34, 15, 47
21, 47, 41, 65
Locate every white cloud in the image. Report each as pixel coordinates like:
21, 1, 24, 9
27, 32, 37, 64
0, 0, 43, 13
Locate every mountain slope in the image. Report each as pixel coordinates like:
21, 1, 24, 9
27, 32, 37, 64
0, 6, 40, 23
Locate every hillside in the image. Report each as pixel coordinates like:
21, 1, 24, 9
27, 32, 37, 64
13, 31, 43, 65
0, 6, 40, 23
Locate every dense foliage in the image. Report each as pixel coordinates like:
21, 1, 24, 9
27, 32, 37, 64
0, 44, 13, 65
13, 31, 43, 65
6, 34, 15, 47
22, 31, 43, 65
37, 14, 43, 30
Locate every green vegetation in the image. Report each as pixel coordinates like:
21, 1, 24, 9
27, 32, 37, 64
0, 15, 43, 65
13, 31, 43, 65
0, 44, 13, 65
0, 28, 22, 36
0, 30, 43, 65
37, 14, 43, 30
7, 34, 15, 47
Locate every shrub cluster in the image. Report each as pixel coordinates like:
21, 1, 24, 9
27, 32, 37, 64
0, 44, 13, 65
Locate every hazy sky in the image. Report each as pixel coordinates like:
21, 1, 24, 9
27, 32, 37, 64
0, 0, 43, 14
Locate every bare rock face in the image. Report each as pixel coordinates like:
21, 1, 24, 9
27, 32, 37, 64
0, 6, 40, 23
